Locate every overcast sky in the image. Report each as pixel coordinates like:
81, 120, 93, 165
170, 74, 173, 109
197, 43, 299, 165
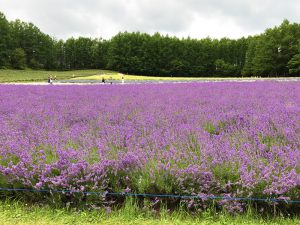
1, 0, 300, 40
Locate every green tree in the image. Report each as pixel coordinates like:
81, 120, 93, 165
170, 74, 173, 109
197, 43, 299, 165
287, 43, 300, 75
9, 19, 56, 69
247, 20, 300, 77
251, 31, 278, 76
0, 12, 10, 68
91, 39, 109, 69
10, 48, 26, 69
288, 53, 300, 74
242, 36, 258, 76
214, 59, 237, 77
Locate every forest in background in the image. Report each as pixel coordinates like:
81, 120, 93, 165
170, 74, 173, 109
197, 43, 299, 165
1, 11, 300, 77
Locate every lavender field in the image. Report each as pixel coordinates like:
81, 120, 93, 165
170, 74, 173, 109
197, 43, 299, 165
0, 82, 299, 212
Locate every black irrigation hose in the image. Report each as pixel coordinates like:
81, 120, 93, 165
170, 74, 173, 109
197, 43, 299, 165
1, 188, 299, 204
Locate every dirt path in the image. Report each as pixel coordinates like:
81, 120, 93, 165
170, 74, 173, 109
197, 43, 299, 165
1, 77, 299, 85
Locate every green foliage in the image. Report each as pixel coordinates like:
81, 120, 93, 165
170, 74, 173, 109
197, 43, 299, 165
204, 122, 217, 135
252, 181, 269, 197
186, 133, 201, 156
11, 49, 25, 70
288, 43, 300, 75
260, 134, 286, 148
9, 20, 55, 69
0, 153, 20, 167
203, 121, 229, 135
212, 162, 240, 185
249, 20, 300, 76
0, 174, 6, 187
10, 48, 27, 69
288, 52, 300, 75
215, 59, 237, 77
242, 37, 258, 76
132, 168, 175, 194
0, 12, 10, 68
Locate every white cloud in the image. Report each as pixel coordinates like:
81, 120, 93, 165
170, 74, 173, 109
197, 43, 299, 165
0, 0, 300, 40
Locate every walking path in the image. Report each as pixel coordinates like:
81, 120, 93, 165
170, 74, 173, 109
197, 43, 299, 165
1, 77, 300, 85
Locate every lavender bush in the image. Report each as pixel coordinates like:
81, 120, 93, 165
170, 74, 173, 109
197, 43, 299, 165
0, 82, 299, 212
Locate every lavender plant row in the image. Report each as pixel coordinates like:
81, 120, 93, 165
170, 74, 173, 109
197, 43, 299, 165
0, 82, 299, 210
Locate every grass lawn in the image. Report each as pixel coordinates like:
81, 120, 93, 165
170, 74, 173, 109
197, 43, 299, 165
0, 69, 239, 83
72, 73, 204, 81
71, 73, 264, 81
0, 69, 299, 83
0, 69, 114, 83
72, 73, 300, 82
0, 200, 299, 225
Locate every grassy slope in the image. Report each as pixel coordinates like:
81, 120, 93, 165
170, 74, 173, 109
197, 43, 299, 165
0, 69, 299, 83
72, 74, 205, 81
0, 69, 220, 83
72, 74, 267, 81
0, 69, 215, 83
71, 73, 299, 81
0, 69, 112, 83
0, 201, 299, 225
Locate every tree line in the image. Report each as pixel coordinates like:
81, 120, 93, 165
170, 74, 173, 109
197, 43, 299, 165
1, 12, 300, 77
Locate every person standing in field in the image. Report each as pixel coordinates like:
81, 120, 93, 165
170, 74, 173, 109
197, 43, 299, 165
121, 76, 125, 84
49, 75, 53, 84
